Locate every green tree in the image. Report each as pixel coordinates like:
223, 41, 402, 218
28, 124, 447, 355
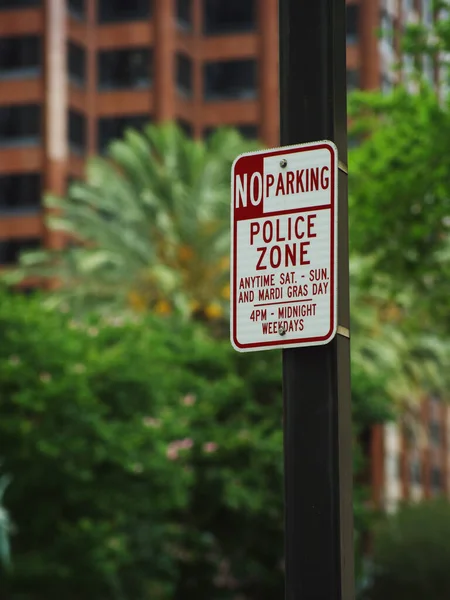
349, 86, 450, 329
5, 123, 257, 320
363, 499, 450, 600
349, 254, 450, 406
348, 0, 450, 331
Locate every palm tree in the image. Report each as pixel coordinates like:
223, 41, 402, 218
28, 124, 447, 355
350, 254, 450, 406
6, 122, 258, 319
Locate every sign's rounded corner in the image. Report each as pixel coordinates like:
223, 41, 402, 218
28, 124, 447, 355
230, 334, 246, 353
231, 152, 249, 172
322, 139, 338, 152
324, 322, 338, 344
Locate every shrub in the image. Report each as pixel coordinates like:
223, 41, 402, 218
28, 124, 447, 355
0, 289, 387, 599
0, 290, 284, 599
363, 499, 450, 600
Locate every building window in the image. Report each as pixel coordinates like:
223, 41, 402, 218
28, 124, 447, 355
68, 42, 86, 87
204, 124, 258, 139
431, 466, 442, 491
0, 173, 41, 213
204, 59, 256, 101
98, 48, 152, 90
68, 0, 85, 19
68, 110, 87, 154
380, 9, 395, 48
0, 104, 41, 147
98, 0, 150, 24
177, 120, 193, 137
402, 0, 414, 22
348, 135, 360, 149
346, 4, 358, 44
346, 69, 360, 91
423, 54, 434, 84
98, 114, 150, 153
386, 453, 400, 482
0, 237, 40, 266
177, 0, 191, 29
409, 458, 421, 484
204, 0, 255, 35
381, 73, 394, 94
422, 0, 433, 26
0, 35, 41, 79
0, 0, 40, 8
176, 53, 192, 97
429, 421, 441, 446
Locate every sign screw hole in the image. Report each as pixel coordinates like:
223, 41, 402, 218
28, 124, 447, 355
280, 159, 287, 168
279, 327, 286, 336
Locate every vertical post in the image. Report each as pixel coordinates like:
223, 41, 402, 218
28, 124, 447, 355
44, 0, 68, 251
154, 0, 176, 122
279, 1, 355, 599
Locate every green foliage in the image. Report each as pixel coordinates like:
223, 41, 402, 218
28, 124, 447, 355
354, 1, 450, 337
4, 123, 258, 319
347, 57, 450, 403
363, 499, 450, 600
349, 255, 450, 404
349, 86, 450, 315
0, 288, 281, 599
0, 289, 383, 599
402, 1, 450, 60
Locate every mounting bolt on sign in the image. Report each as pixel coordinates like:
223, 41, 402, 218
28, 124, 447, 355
230, 141, 338, 353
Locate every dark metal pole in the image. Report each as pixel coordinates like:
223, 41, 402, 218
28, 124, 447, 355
279, 1, 354, 600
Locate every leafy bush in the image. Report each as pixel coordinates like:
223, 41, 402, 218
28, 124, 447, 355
0, 290, 284, 599
363, 499, 450, 600
0, 290, 387, 599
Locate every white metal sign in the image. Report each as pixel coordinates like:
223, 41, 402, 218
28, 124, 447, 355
230, 140, 338, 352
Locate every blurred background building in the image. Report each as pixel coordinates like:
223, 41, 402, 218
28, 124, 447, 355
0, 0, 447, 511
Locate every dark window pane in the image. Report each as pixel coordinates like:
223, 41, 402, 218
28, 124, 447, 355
68, 42, 86, 86
98, 114, 150, 153
98, 0, 150, 23
204, 0, 255, 35
68, 0, 85, 19
0, 0, 40, 8
176, 53, 192, 96
204, 59, 256, 100
431, 466, 442, 489
429, 421, 441, 446
347, 69, 359, 91
177, 0, 191, 29
98, 48, 152, 90
346, 4, 358, 44
0, 173, 41, 213
204, 123, 257, 139
409, 459, 421, 484
380, 8, 395, 47
177, 120, 193, 137
0, 237, 41, 265
0, 36, 41, 78
0, 104, 41, 146
68, 110, 87, 153
348, 135, 361, 149
236, 124, 258, 139
381, 73, 393, 94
